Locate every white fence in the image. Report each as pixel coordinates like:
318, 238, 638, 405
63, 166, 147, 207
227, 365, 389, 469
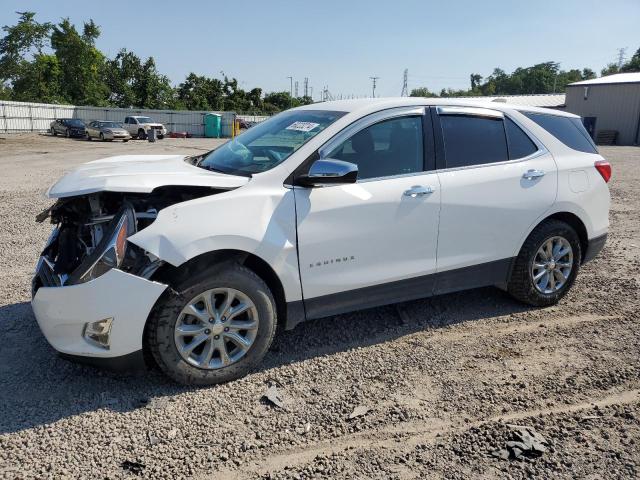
0, 100, 237, 137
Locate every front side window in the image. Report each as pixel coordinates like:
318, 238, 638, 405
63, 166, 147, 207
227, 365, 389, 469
523, 112, 597, 154
440, 115, 508, 168
327, 116, 424, 180
198, 110, 345, 176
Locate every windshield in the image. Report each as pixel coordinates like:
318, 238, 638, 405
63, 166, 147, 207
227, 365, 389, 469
136, 117, 153, 123
198, 110, 345, 176
99, 122, 122, 128
63, 119, 84, 127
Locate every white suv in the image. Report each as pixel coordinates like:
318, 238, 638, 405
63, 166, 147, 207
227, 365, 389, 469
123, 115, 167, 139
32, 99, 610, 385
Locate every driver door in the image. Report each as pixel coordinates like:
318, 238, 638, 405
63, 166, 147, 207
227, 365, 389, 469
294, 107, 441, 319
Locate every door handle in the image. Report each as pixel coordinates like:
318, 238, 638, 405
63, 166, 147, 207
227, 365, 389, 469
523, 169, 545, 180
403, 185, 434, 197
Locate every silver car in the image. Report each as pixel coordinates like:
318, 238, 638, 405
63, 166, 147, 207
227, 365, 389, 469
86, 121, 131, 142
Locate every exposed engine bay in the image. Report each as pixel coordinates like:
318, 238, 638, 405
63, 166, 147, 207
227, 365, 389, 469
33, 186, 221, 291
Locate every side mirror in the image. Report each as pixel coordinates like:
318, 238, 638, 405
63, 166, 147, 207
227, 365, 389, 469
296, 159, 358, 187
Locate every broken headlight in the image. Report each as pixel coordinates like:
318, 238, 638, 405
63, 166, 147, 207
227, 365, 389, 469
66, 204, 137, 285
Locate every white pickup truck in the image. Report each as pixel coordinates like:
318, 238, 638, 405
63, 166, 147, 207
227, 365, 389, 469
123, 115, 167, 140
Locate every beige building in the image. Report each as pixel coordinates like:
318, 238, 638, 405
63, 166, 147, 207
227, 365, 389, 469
565, 73, 640, 145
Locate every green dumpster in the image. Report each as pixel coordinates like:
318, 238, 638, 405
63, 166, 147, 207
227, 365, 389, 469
204, 113, 222, 138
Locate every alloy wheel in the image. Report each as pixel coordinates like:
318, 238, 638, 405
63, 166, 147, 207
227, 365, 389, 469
531, 236, 573, 294
174, 288, 259, 370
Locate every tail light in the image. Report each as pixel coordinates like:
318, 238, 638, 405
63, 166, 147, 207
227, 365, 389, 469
594, 160, 611, 183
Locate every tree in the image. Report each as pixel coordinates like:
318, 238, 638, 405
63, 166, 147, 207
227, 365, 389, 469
470, 73, 483, 90
50, 18, 109, 105
409, 87, 438, 97
620, 47, 640, 72
601, 63, 619, 76
132, 57, 175, 109
11, 54, 63, 103
0, 11, 52, 89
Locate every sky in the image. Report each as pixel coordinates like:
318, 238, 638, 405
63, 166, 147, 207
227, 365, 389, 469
1, 0, 639, 100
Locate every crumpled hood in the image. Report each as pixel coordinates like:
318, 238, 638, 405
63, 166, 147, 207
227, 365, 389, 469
47, 154, 249, 198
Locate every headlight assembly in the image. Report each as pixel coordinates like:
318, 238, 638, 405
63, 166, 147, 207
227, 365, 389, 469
67, 204, 137, 285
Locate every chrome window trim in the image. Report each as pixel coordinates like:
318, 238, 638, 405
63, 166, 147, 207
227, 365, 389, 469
434, 148, 548, 175
435, 105, 549, 173
436, 105, 504, 119
318, 106, 425, 160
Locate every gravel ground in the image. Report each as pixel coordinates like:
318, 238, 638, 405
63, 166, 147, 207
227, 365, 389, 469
0, 134, 638, 479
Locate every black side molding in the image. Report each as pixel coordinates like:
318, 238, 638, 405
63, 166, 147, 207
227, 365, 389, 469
297, 257, 514, 324
582, 233, 607, 264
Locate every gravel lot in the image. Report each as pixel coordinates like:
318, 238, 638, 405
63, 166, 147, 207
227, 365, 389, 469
0, 134, 638, 479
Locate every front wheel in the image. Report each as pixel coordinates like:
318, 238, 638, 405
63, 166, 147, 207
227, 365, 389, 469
138, 128, 146, 140
508, 219, 581, 306
146, 263, 277, 385
99, 133, 105, 141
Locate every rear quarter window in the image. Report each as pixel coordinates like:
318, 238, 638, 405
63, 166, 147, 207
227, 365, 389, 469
523, 112, 597, 154
505, 117, 538, 159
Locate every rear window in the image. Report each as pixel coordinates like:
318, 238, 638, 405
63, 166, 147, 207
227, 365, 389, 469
440, 115, 508, 168
523, 112, 597, 154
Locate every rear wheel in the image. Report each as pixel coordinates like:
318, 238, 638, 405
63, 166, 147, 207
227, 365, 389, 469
508, 219, 581, 306
147, 263, 277, 385
99, 133, 105, 141
138, 128, 146, 140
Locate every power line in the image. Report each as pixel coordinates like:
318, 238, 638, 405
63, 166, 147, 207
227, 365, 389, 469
400, 69, 408, 97
617, 47, 628, 69
369, 76, 379, 98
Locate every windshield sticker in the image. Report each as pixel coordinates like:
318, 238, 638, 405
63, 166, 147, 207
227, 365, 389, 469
285, 121, 320, 132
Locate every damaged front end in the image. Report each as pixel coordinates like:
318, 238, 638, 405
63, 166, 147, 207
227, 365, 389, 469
33, 186, 218, 294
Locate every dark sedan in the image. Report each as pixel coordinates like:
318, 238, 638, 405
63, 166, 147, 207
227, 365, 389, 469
50, 119, 86, 138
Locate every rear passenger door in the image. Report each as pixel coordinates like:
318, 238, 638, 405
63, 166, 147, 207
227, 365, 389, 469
432, 106, 557, 292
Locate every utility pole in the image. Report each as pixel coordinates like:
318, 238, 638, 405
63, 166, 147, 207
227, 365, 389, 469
617, 47, 628, 69
294, 81, 299, 98
369, 76, 379, 98
400, 69, 408, 97
304, 77, 309, 98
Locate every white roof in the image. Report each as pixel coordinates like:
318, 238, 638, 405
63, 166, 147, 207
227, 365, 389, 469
568, 72, 640, 86
297, 97, 577, 117
453, 94, 565, 108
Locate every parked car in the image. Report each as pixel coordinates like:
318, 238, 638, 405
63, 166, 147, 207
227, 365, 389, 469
85, 121, 131, 142
123, 115, 166, 140
50, 118, 86, 138
32, 99, 610, 385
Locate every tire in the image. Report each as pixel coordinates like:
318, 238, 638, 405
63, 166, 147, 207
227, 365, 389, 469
86, 132, 92, 141
147, 263, 277, 385
123, 139, 129, 142
99, 133, 105, 142
138, 128, 146, 140
508, 219, 581, 307
51, 127, 57, 136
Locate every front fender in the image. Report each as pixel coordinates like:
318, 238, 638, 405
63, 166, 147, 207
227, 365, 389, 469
128, 185, 303, 302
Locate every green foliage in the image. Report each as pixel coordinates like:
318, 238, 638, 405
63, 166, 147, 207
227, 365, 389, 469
50, 18, 108, 105
11, 53, 64, 103
620, 48, 640, 73
0, 11, 52, 84
409, 87, 438, 97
